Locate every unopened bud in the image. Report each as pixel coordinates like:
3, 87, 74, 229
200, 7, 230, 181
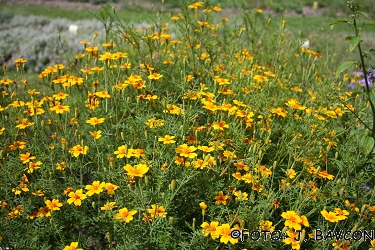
170, 179, 176, 192
169, 216, 174, 225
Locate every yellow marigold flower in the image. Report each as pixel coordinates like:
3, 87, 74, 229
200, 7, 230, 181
89, 130, 102, 140
213, 76, 230, 85
283, 229, 301, 249
259, 220, 275, 231
287, 169, 296, 179
56, 162, 66, 171
158, 135, 176, 144
234, 190, 248, 201
216, 223, 238, 245
253, 74, 268, 82
63, 242, 83, 250
164, 104, 184, 115
213, 6, 222, 12
114, 145, 129, 158
334, 208, 350, 218
318, 170, 334, 180
69, 145, 89, 157
148, 72, 163, 80
0, 127, 5, 135
175, 144, 198, 158
100, 202, 117, 211
197, 145, 214, 153
145, 118, 164, 128
188, 1, 204, 9
67, 189, 87, 206
114, 207, 137, 223
214, 191, 230, 205
15, 118, 34, 129
272, 107, 288, 117
201, 221, 220, 239
281, 211, 302, 230
25, 161, 42, 173
19, 152, 36, 164
86, 117, 105, 126
321, 209, 347, 223
300, 215, 309, 227
199, 202, 207, 211
45, 199, 63, 211
104, 182, 118, 195
53, 92, 69, 100
212, 121, 229, 130
124, 163, 149, 178
95, 90, 111, 98
85, 181, 105, 196
50, 104, 70, 114
147, 204, 167, 219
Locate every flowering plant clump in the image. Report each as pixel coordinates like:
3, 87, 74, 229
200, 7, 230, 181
1, 1, 375, 249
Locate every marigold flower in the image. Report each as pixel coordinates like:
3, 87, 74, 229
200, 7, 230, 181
19, 152, 36, 164
86, 117, 105, 126
201, 221, 220, 239
281, 211, 302, 230
287, 169, 296, 179
25, 161, 42, 173
318, 170, 334, 180
114, 207, 137, 223
85, 181, 105, 196
283, 229, 301, 249
124, 163, 149, 178
175, 144, 198, 158
100, 202, 117, 211
53, 92, 68, 100
15, 118, 34, 129
158, 135, 176, 144
67, 189, 87, 206
104, 182, 118, 195
63, 242, 83, 250
199, 202, 207, 211
89, 130, 102, 140
216, 223, 238, 245
214, 191, 230, 205
147, 204, 167, 219
321, 209, 347, 223
69, 145, 89, 157
212, 121, 229, 130
50, 104, 70, 114
45, 199, 63, 211
148, 72, 163, 80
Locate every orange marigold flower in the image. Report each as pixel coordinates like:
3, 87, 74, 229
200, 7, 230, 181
86, 117, 105, 126
175, 144, 198, 158
124, 163, 149, 178
214, 191, 230, 205
69, 145, 89, 157
114, 207, 137, 223
45, 199, 63, 211
212, 121, 229, 130
85, 181, 105, 196
158, 135, 176, 144
281, 211, 302, 230
19, 152, 36, 164
104, 182, 118, 195
63, 242, 83, 250
67, 189, 87, 206
201, 221, 220, 239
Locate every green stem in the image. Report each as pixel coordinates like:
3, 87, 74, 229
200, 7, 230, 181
353, 17, 375, 138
